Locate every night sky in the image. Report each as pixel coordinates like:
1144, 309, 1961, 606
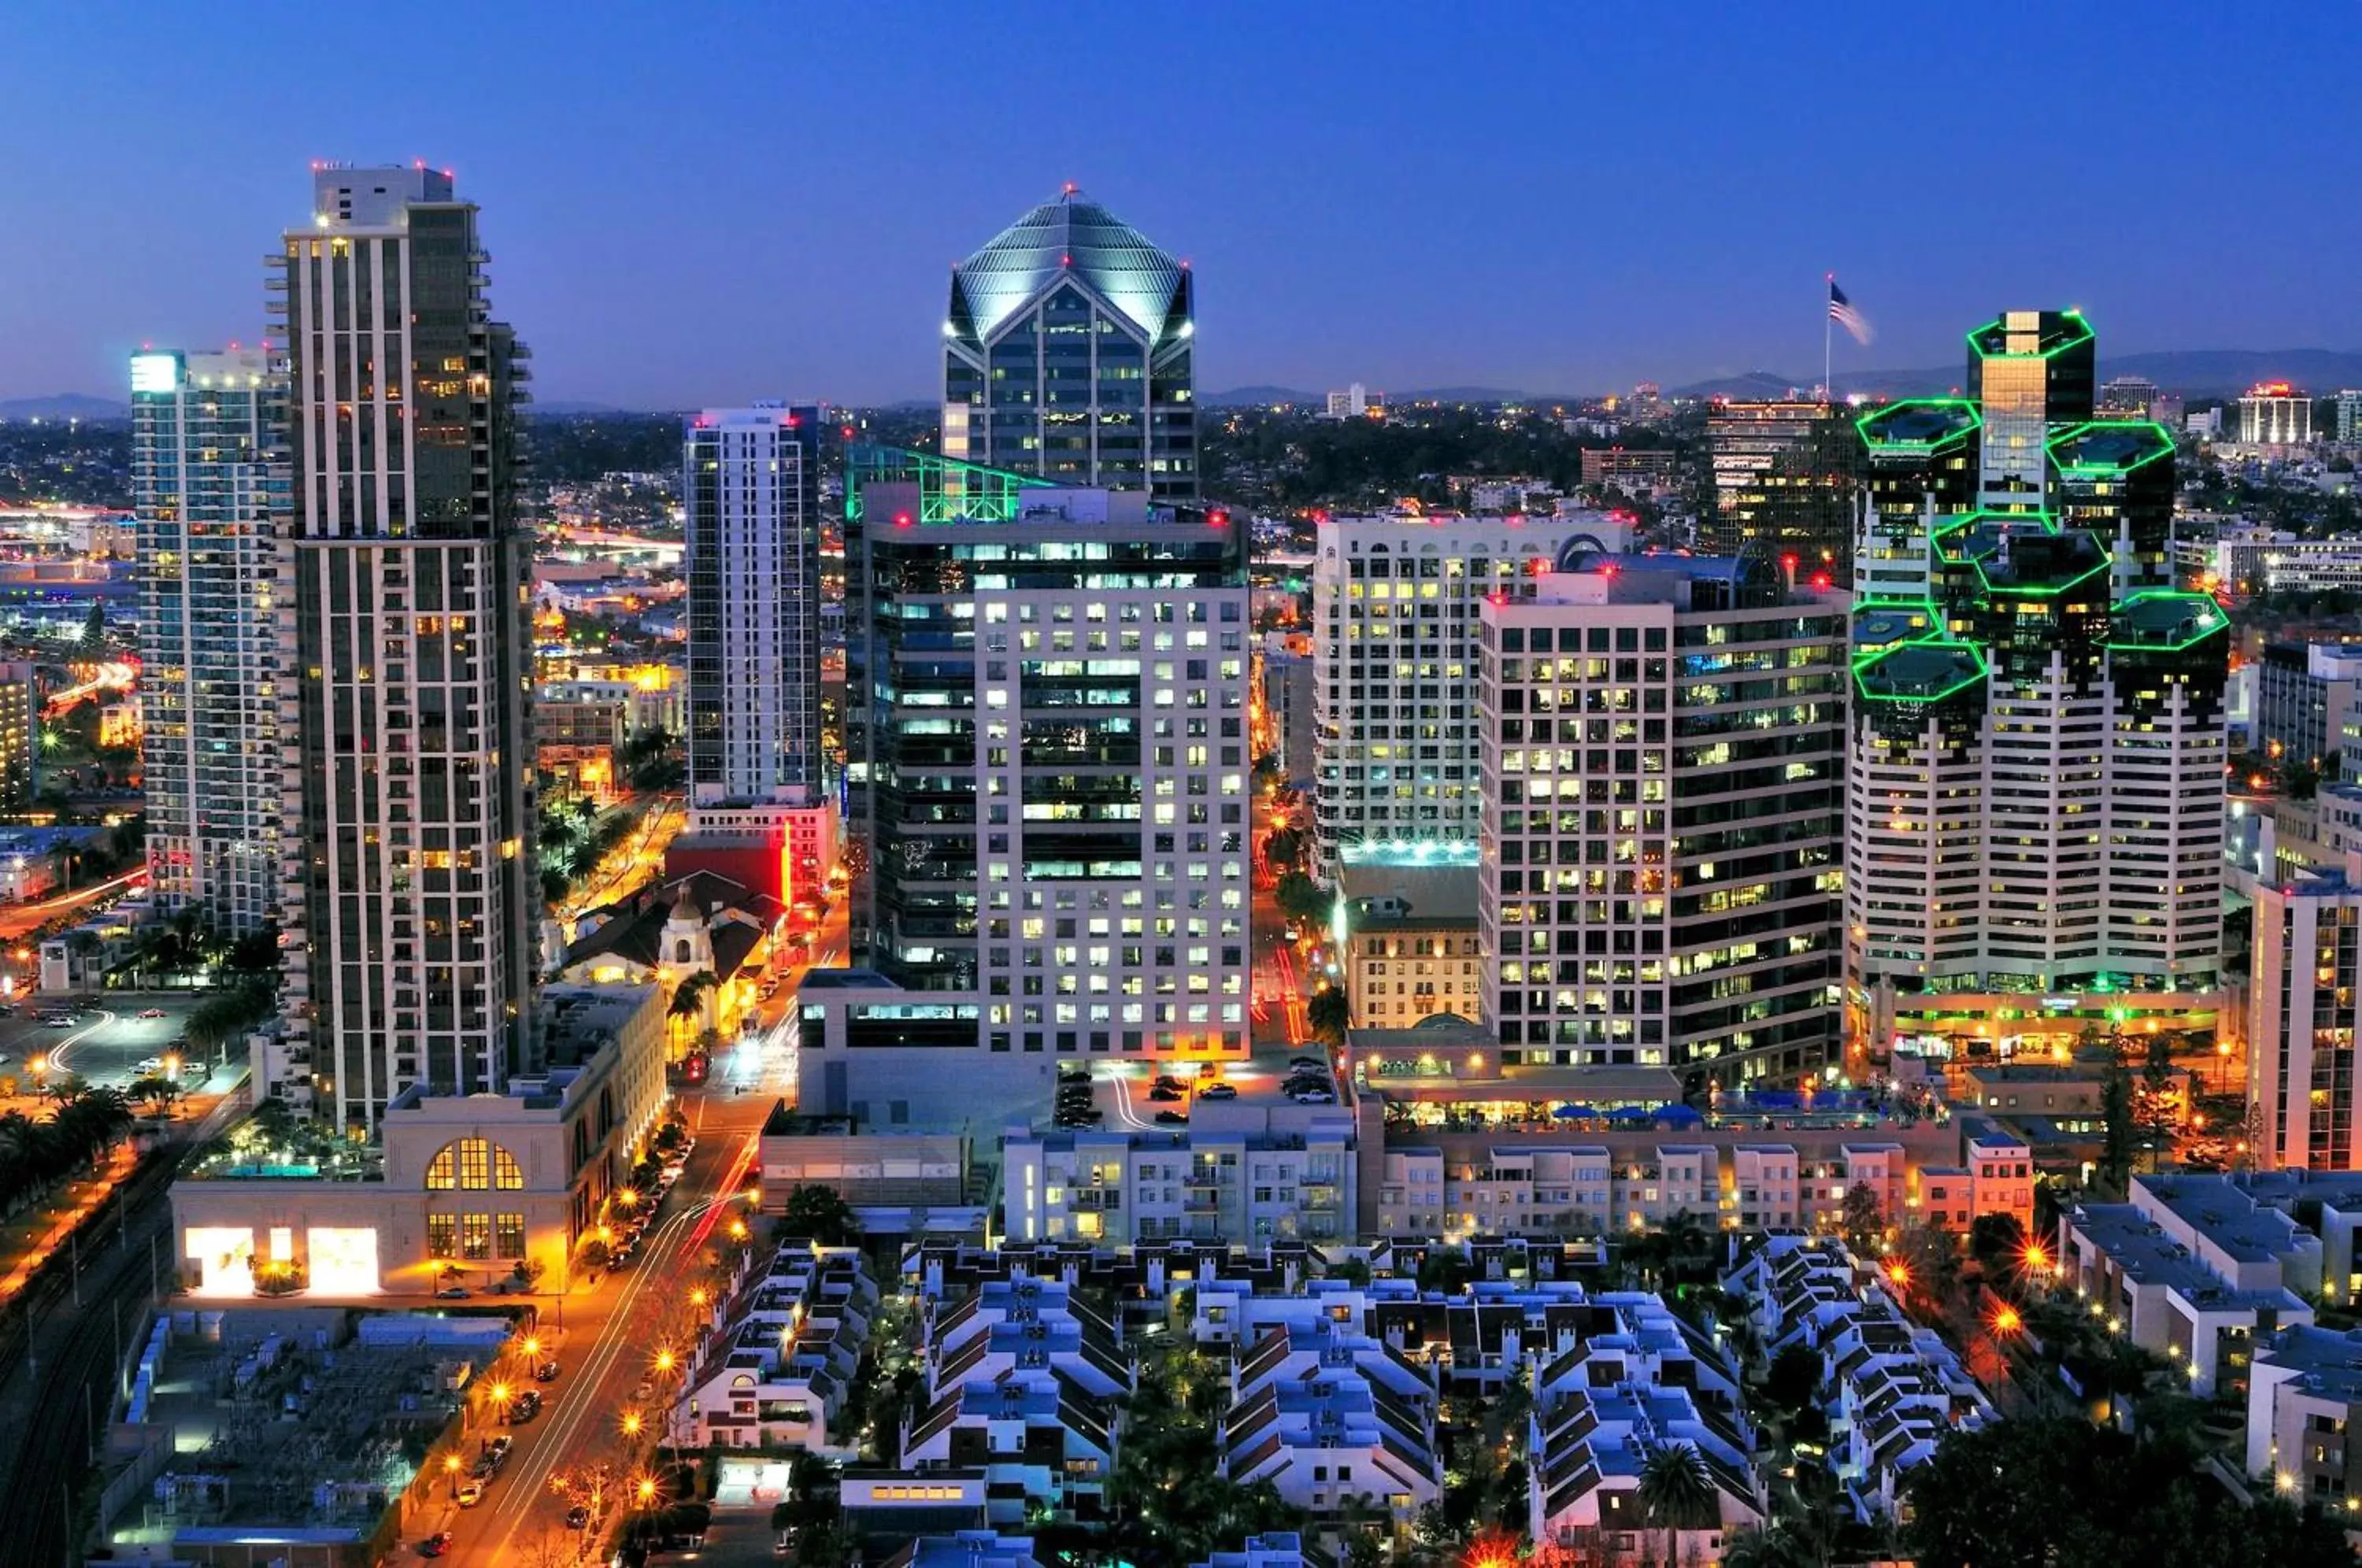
3, 2, 2355, 407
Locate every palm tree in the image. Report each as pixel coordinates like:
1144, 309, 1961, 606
1721, 1524, 1805, 1568
1635, 1440, 1718, 1567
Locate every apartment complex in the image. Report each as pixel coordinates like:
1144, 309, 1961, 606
1004, 1114, 1359, 1244
271, 165, 539, 1127
940, 187, 1196, 501
1477, 554, 1848, 1085
1336, 862, 1482, 1029
131, 346, 284, 931
683, 405, 824, 806
676, 1243, 879, 1452
1845, 311, 2227, 1070
1309, 512, 1614, 881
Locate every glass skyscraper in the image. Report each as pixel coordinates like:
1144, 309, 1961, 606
941, 188, 1197, 501
131, 347, 285, 933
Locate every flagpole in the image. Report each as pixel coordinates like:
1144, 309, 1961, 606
1823, 272, 1834, 403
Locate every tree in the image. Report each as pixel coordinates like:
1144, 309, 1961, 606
1306, 986, 1350, 1045
668, 970, 719, 1021
1273, 871, 1329, 932
1636, 1440, 1718, 1566
77, 600, 105, 659
2101, 1052, 2138, 1194
1840, 1180, 1885, 1256
779, 1185, 862, 1248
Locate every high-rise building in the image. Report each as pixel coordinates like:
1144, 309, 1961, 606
2336, 390, 2362, 446
130, 346, 285, 932
2244, 852, 2362, 1169
0, 663, 34, 815
2239, 383, 2315, 447
2097, 375, 2161, 418
832, 449, 1250, 1090
1309, 512, 1621, 883
683, 405, 822, 806
1845, 311, 2227, 1071
1704, 400, 1860, 583
940, 187, 1197, 500
1475, 555, 1848, 1088
270, 165, 537, 1129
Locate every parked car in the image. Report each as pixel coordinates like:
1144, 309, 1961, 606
487, 1436, 513, 1465
435, 1285, 470, 1300
512, 1391, 542, 1420
1147, 1085, 1183, 1102
1198, 1082, 1238, 1100
419, 1533, 453, 1558
1288, 1056, 1325, 1071
139, 1007, 166, 1019
535, 1359, 561, 1382
456, 1481, 485, 1507
566, 1506, 593, 1529
1290, 1088, 1338, 1104
1154, 1111, 1189, 1126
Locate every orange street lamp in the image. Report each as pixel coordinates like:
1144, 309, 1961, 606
1886, 1262, 1910, 1289
522, 1336, 541, 1357
616, 1187, 639, 1207
620, 1411, 643, 1437
689, 1287, 709, 1309
653, 1348, 676, 1375
635, 1476, 657, 1505
742, 1186, 762, 1207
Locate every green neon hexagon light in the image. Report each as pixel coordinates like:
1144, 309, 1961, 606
1971, 535, 2112, 599
1966, 311, 2096, 362
2105, 590, 2230, 652
1932, 508, 2056, 564
1857, 398, 1983, 453
2046, 420, 2176, 476
1853, 638, 1990, 704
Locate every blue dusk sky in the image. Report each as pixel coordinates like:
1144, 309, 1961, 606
1, 2, 2355, 406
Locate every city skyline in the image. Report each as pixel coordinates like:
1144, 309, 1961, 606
3, 6, 2357, 409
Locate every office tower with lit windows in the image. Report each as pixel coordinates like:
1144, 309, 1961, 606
821, 449, 1250, 1121
2238, 383, 2314, 447
941, 187, 1197, 500
1476, 554, 1847, 1089
1705, 400, 1860, 582
271, 165, 538, 1129
1309, 512, 1620, 884
1844, 310, 2225, 1071
131, 346, 286, 932
683, 405, 823, 805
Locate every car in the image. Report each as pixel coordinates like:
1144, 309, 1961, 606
1055, 1085, 1094, 1102
136, 1056, 163, 1074
487, 1435, 513, 1465
139, 1007, 165, 1019
42, 1014, 75, 1028
435, 1285, 471, 1300
1289, 1055, 1325, 1071
472, 1453, 498, 1479
566, 1505, 593, 1530
634, 1379, 655, 1401
1198, 1082, 1238, 1100
1154, 1110, 1190, 1126
512, 1391, 542, 1420
535, 1359, 561, 1382
1290, 1088, 1338, 1104
1057, 1069, 1091, 1085
1153, 1075, 1187, 1090
419, 1533, 453, 1558
456, 1481, 485, 1507
1147, 1085, 1183, 1102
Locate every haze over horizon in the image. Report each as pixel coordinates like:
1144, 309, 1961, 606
3, 2, 2356, 409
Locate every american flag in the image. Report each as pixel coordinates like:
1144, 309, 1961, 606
1828, 279, 1873, 346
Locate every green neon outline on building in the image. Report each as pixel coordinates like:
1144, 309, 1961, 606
1965, 311, 2096, 362
2104, 590, 2230, 653
845, 445, 1059, 523
1971, 543, 2112, 600
1852, 638, 1990, 704
1856, 398, 1983, 453
2044, 420, 2177, 475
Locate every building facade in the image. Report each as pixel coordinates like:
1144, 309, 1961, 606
684, 406, 824, 806
1478, 556, 1848, 1086
1704, 400, 1859, 582
1845, 312, 2227, 1070
1309, 512, 1613, 882
839, 450, 1250, 1069
2254, 642, 2362, 775
2239, 383, 2314, 447
1337, 863, 1482, 1029
131, 347, 285, 931
271, 165, 539, 1128
941, 188, 1195, 501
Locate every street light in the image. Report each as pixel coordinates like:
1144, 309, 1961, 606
620, 1410, 643, 1438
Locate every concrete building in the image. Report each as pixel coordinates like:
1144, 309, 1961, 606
668, 798, 840, 911
131, 346, 284, 932
1258, 638, 1316, 789
1004, 1111, 1358, 1244
684, 405, 824, 807
1336, 862, 1481, 1030
676, 1243, 877, 1453
534, 679, 630, 802
1309, 511, 1614, 881
2247, 1323, 2362, 1504
830, 450, 1250, 1121
2059, 1172, 2346, 1396
174, 982, 664, 1298
941, 187, 1195, 501
2241, 383, 2316, 448
270, 165, 539, 1129
2239, 849, 2362, 1169
756, 1106, 969, 1211
2256, 642, 2362, 775
1326, 384, 1382, 421
1579, 447, 1679, 493
1478, 553, 1848, 1087
559, 871, 784, 1050
1846, 315, 2227, 1072
1223, 1318, 1442, 1522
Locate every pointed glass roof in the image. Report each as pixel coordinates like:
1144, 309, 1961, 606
951, 187, 1186, 342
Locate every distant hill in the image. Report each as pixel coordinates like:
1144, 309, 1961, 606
0, 394, 127, 422
1205, 385, 1323, 406
1676, 349, 2362, 403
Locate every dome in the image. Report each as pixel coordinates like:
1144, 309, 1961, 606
950, 187, 1188, 343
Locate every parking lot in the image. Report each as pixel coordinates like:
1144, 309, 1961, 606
1057, 1048, 1347, 1136
0, 993, 217, 1092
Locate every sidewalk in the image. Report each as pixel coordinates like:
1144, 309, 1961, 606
0, 1144, 135, 1301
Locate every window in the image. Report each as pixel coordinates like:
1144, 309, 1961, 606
428, 1138, 520, 1191
461, 1214, 492, 1260
427, 1146, 456, 1190
460, 1138, 491, 1189
496, 1146, 524, 1190
495, 1213, 526, 1259
428, 1215, 456, 1257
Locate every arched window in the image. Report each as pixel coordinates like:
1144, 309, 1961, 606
675, 939, 691, 963
425, 1137, 520, 1191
